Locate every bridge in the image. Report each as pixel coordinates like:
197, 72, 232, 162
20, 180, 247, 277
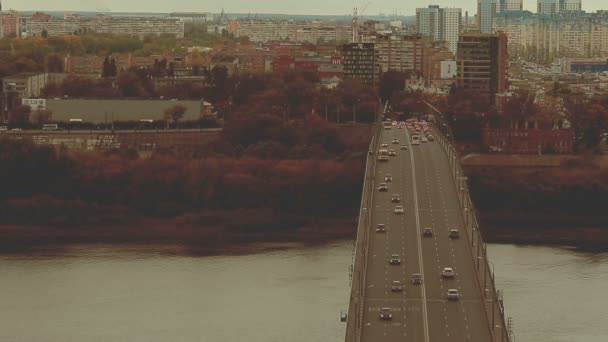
344, 115, 512, 341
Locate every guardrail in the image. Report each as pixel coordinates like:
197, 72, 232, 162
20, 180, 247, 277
345, 106, 384, 342
425, 101, 513, 342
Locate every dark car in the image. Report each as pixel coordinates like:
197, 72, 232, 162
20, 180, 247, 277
449, 229, 460, 239
391, 194, 400, 203
423, 227, 433, 237
411, 273, 423, 285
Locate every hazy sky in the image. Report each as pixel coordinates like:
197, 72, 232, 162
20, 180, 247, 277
3, 0, 607, 16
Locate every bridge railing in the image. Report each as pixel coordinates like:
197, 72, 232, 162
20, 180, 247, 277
426, 102, 513, 342
345, 116, 382, 342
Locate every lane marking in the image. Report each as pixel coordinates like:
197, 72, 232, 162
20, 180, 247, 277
408, 131, 430, 342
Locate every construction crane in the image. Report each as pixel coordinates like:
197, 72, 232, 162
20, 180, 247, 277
352, 1, 372, 42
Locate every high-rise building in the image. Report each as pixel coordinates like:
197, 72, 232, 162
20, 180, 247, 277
537, 0, 582, 15
341, 43, 377, 85
478, 0, 499, 33
416, 5, 462, 54
456, 32, 508, 97
499, 0, 524, 11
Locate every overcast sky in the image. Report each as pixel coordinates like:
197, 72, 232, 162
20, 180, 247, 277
3, 0, 607, 16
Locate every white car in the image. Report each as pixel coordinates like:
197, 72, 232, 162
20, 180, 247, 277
441, 267, 455, 278
389, 254, 401, 265
421, 137, 428, 143
391, 280, 403, 292
381, 143, 388, 147
447, 289, 460, 300
392, 138, 399, 144
384, 174, 393, 182
388, 150, 397, 156
394, 206, 404, 214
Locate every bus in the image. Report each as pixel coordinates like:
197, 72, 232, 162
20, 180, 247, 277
42, 124, 58, 130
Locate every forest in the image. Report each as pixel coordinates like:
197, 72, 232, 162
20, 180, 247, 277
0, 113, 369, 239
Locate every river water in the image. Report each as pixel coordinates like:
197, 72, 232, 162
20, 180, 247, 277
0, 241, 606, 342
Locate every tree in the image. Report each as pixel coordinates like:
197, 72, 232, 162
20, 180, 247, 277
45, 53, 64, 73
31, 109, 53, 125
379, 71, 406, 102
9, 105, 32, 126
164, 105, 187, 128
116, 71, 147, 97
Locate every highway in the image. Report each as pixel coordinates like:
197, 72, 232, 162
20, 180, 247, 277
359, 125, 492, 342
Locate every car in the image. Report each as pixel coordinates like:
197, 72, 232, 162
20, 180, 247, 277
447, 289, 460, 300
379, 307, 393, 320
388, 150, 397, 156
391, 194, 400, 203
392, 138, 399, 144
391, 280, 403, 292
376, 224, 386, 233
389, 254, 401, 265
449, 229, 460, 239
0, 126, 7, 132
384, 174, 393, 182
400, 145, 408, 150
378, 183, 389, 192
427, 135, 434, 141
423, 227, 433, 237
412, 140, 420, 145
421, 137, 428, 143
397, 125, 403, 129
394, 206, 404, 214
378, 155, 389, 162
411, 273, 423, 285
441, 267, 455, 278
10, 128, 23, 132
381, 143, 388, 147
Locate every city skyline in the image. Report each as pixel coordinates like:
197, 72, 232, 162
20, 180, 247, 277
2, 0, 607, 16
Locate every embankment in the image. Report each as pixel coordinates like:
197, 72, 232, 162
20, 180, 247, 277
465, 154, 608, 249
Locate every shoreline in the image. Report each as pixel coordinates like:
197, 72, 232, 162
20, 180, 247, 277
2, 215, 608, 253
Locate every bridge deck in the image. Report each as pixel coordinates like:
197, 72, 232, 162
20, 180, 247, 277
347, 126, 501, 342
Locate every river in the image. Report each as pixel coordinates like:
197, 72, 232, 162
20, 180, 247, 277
0, 241, 606, 342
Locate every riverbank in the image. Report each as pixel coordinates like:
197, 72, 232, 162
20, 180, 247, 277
0, 216, 357, 250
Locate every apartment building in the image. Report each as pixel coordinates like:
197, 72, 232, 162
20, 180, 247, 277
0, 11, 19, 37
2, 73, 54, 99
500, 0, 524, 11
361, 33, 432, 76
456, 32, 508, 97
22, 15, 185, 38
537, 0, 582, 15
235, 19, 292, 42
416, 5, 462, 54
341, 43, 377, 85
494, 11, 608, 61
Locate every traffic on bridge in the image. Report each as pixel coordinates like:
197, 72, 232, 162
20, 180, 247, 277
345, 116, 509, 342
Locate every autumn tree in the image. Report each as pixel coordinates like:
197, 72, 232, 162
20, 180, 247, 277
9, 105, 32, 125
31, 109, 53, 125
164, 105, 187, 128
45, 53, 64, 72
379, 71, 407, 102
